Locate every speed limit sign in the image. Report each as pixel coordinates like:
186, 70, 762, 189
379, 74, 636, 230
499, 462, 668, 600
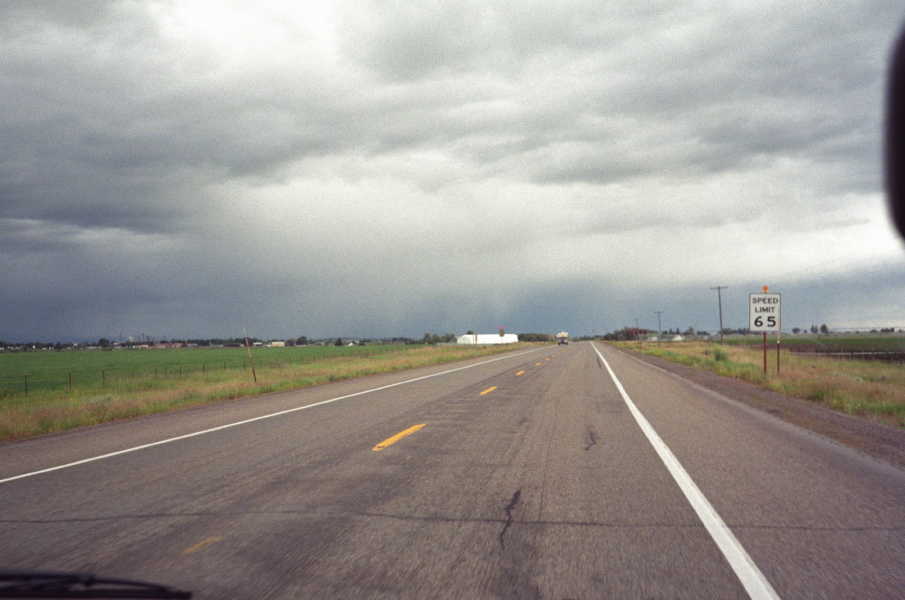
749, 293, 781, 332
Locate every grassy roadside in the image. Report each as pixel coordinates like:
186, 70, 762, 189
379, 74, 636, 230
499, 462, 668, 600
0, 343, 543, 442
612, 341, 905, 428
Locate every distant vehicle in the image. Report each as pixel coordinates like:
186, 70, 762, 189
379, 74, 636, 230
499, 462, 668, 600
556, 332, 569, 345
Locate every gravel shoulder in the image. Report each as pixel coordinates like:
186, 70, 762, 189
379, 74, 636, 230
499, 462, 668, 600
613, 345, 905, 471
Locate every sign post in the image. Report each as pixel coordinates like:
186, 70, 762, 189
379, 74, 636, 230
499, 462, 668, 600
749, 287, 781, 375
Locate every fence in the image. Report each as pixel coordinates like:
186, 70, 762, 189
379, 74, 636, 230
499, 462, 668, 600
0, 345, 405, 397
786, 348, 905, 363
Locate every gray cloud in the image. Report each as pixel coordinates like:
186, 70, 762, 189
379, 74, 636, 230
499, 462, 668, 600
1, 0, 903, 343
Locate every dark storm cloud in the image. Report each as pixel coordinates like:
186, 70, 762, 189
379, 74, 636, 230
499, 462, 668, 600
0, 1, 369, 243
1, 0, 903, 342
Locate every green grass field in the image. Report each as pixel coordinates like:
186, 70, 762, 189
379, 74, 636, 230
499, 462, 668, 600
0, 345, 402, 397
0, 343, 535, 441
723, 333, 905, 351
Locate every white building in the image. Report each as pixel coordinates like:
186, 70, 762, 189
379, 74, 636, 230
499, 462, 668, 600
456, 333, 519, 345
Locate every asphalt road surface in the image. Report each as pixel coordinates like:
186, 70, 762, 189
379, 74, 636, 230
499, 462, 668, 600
1, 342, 904, 599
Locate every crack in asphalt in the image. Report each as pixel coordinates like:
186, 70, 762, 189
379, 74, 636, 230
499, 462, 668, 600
584, 429, 598, 451
499, 489, 521, 550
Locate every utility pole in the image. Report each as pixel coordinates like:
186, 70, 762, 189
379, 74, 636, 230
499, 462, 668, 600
710, 286, 728, 342
655, 311, 663, 340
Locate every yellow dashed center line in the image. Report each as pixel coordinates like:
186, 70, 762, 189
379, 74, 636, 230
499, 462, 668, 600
480, 386, 497, 395
515, 371, 525, 376
373, 424, 426, 451
182, 537, 223, 555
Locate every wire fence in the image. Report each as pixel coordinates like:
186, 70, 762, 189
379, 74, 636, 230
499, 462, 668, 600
0, 345, 406, 397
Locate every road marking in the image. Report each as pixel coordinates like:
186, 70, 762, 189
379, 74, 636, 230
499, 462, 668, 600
515, 371, 525, 376
0, 348, 545, 485
591, 343, 780, 600
373, 424, 425, 451
182, 537, 223, 554
535, 362, 542, 366
480, 386, 497, 395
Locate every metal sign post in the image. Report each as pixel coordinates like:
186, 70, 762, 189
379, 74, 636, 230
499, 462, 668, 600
749, 287, 781, 375
777, 328, 781, 374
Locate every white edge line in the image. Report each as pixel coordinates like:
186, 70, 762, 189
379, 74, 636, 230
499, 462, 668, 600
592, 343, 781, 600
1, 348, 545, 485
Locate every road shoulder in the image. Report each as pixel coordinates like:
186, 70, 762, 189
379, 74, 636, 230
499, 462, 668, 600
610, 345, 905, 471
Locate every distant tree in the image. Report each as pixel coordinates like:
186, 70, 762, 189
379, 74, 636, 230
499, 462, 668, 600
334, 337, 343, 346
98, 338, 111, 348
810, 325, 819, 334
820, 324, 829, 334
517, 333, 553, 342
792, 327, 801, 334
466, 330, 474, 335
617, 327, 637, 341
294, 336, 308, 346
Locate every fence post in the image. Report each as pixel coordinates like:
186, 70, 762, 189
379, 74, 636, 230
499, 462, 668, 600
24, 371, 28, 396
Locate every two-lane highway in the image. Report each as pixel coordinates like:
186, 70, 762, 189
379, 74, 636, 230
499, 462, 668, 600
1, 342, 904, 599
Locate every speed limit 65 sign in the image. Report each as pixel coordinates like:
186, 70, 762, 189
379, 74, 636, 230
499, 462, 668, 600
749, 293, 781, 332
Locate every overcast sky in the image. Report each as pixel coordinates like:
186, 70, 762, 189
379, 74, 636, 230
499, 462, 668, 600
2, 0, 904, 342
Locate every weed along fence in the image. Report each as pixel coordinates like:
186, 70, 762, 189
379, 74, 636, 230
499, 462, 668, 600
786, 347, 905, 364
0, 345, 405, 397
737, 344, 905, 364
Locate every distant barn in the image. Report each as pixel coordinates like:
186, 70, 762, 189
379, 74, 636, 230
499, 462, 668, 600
456, 333, 519, 345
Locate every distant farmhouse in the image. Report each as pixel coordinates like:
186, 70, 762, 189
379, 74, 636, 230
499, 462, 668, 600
456, 333, 519, 345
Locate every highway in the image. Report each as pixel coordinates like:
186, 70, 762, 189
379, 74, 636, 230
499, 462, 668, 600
1, 342, 904, 599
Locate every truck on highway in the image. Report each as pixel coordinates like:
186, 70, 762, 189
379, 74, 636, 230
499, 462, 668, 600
556, 332, 569, 345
